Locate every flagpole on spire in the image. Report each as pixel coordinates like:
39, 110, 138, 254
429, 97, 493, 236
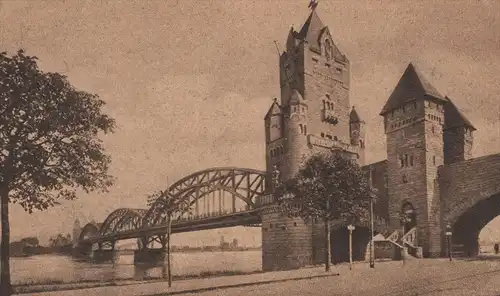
308, 0, 319, 10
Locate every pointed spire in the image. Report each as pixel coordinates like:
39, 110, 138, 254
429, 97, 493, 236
264, 98, 282, 119
349, 106, 362, 123
443, 96, 476, 131
296, 7, 325, 43
380, 63, 447, 116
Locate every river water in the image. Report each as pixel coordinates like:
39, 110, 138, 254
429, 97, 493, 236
10, 251, 262, 285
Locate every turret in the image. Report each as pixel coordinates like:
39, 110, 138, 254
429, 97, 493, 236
264, 98, 284, 189
349, 106, 366, 165
282, 89, 308, 180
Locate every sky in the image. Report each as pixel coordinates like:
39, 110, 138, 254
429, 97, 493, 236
1, 0, 500, 246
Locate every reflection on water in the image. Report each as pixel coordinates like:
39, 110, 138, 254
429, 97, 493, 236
11, 251, 261, 285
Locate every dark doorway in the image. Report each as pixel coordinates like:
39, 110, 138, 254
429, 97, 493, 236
401, 202, 417, 234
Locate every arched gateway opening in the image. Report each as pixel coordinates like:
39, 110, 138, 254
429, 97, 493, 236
401, 202, 417, 233
449, 192, 500, 257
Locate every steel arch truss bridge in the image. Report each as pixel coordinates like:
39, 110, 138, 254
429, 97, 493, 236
79, 167, 267, 245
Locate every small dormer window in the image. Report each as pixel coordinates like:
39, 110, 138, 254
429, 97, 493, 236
324, 39, 332, 61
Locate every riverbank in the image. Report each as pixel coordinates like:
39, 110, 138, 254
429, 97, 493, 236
15, 265, 340, 296
13, 269, 262, 294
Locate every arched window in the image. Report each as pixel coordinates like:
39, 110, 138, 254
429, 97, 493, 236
321, 132, 325, 138
359, 140, 364, 148
410, 155, 414, 166
334, 136, 338, 141
279, 146, 284, 155
400, 155, 404, 168
303, 125, 307, 135
404, 154, 409, 167
323, 100, 326, 110
299, 124, 303, 134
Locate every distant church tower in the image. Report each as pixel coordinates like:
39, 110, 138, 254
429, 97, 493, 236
72, 218, 81, 247
262, 5, 365, 271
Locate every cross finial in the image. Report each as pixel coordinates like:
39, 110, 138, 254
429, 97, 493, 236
308, 0, 319, 10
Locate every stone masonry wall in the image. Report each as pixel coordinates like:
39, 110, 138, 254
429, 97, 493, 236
261, 206, 313, 271
304, 46, 351, 145
384, 100, 428, 233
423, 101, 445, 257
439, 153, 500, 225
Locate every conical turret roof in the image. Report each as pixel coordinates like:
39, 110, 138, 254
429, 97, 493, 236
264, 98, 282, 119
349, 106, 362, 123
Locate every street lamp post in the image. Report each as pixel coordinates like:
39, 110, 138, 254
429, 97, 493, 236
445, 223, 453, 261
347, 224, 355, 270
369, 197, 375, 268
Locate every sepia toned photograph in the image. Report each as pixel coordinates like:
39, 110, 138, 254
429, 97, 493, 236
1, 0, 500, 295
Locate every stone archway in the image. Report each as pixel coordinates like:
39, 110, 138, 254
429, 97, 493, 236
448, 192, 500, 257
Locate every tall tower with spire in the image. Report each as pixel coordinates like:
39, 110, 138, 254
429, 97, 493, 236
262, 4, 365, 271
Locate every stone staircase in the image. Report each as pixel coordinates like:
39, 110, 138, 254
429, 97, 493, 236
384, 227, 422, 260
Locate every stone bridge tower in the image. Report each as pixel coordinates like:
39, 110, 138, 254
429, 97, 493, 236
262, 6, 363, 271
380, 63, 448, 257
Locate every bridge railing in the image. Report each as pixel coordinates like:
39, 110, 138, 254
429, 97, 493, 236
174, 206, 256, 223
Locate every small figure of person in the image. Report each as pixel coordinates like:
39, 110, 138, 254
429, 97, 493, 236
494, 243, 499, 255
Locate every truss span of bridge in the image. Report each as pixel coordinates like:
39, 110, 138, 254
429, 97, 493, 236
79, 167, 269, 245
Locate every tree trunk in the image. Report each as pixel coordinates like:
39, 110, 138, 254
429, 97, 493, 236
167, 214, 172, 287
0, 188, 12, 296
324, 218, 331, 272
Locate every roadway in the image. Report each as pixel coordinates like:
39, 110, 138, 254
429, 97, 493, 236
183, 256, 500, 296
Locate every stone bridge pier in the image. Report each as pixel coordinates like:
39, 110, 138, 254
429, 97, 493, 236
133, 236, 168, 265
134, 248, 167, 265
74, 241, 118, 263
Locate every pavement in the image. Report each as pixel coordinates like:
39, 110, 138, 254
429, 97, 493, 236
180, 257, 500, 296
16, 256, 500, 296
